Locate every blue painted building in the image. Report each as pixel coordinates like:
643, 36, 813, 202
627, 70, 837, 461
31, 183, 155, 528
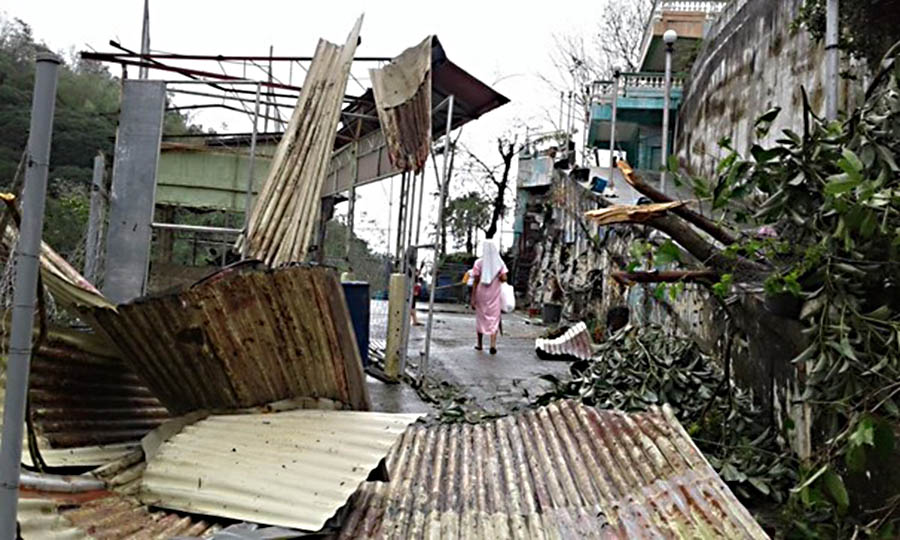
587, 0, 726, 175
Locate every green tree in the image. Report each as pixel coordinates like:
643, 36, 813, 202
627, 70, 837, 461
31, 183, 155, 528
794, 0, 900, 66
0, 14, 199, 260
444, 191, 491, 255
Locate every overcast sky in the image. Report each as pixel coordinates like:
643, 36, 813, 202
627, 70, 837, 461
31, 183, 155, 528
4, 0, 609, 258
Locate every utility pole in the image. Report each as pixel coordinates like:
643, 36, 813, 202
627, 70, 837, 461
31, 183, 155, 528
139, 0, 150, 79
608, 69, 620, 187
0, 53, 60, 537
825, 0, 839, 121
661, 29, 677, 196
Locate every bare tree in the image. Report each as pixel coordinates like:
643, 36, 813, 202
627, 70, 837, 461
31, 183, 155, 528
542, 0, 653, 128
463, 136, 519, 240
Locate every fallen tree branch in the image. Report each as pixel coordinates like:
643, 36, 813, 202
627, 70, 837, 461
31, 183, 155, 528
644, 213, 770, 283
611, 269, 718, 284
617, 159, 738, 245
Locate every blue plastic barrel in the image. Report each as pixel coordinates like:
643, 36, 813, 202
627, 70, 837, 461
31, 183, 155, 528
341, 281, 370, 367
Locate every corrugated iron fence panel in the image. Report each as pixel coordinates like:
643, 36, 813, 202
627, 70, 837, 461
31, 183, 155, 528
88, 265, 369, 415
339, 400, 768, 539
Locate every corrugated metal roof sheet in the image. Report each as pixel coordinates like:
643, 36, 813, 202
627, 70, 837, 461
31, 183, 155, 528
239, 18, 363, 266
369, 36, 432, 173
0, 327, 170, 468
140, 408, 422, 532
339, 400, 768, 539
87, 265, 370, 415
535, 322, 594, 362
18, 490, 221, 539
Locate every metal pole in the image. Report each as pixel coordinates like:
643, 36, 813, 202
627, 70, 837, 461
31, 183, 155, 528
825, 0, 839, 121
84, 152, 105, 282
421, 95, 454, 381
609, 71, 620, 187
241, 83, 261, 259
139, 0, 150, 79
406, 169, 417, 253
387, 176, 393, 257
661, 41, 674, 196
414, 170, 425, 245
346, 141, 359, 259
263, 45, 273, 133
0, 53, 59, 537
395, 172, 408, 266
558, 92, 564, 131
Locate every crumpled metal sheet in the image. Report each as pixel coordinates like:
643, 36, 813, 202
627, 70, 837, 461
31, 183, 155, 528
339, 400, 769, 539
1, 216, 112, 312
0, 327, 170, 468
139, 408, 423, 532
370, 36, 432, 173
86, 265, 370, 414
18, 491, 221, 539
535, 321, 594, 362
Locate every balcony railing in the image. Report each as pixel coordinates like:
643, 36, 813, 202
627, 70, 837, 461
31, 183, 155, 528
589, 72, 685, 103
656, 0, 728, 14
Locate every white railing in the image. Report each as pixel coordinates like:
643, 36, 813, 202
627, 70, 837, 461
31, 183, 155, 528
658, 0, 727, 14
589, 73, 685, 102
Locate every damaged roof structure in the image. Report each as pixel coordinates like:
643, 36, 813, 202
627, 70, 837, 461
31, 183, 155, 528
0, 15, 772, 540
340, 400, 769, 538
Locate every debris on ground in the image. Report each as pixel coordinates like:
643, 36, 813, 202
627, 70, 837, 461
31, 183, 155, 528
535, 320, 593, 361
534, 324, 795, 517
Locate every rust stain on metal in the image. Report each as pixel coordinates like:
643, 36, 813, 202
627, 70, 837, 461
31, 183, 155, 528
339, 400, 769, 539
87, 265, 369, 414
535, 322, 594, 362
370, 36, 432, 173
19, 490, 220, 539
1, 327, 170, 467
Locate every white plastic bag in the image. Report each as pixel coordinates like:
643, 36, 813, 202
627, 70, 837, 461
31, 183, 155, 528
501, 283, 516, 313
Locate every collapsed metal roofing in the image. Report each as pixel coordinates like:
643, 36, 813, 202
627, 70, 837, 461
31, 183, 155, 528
87, 265, 370, 414
535, 321, 594, 362
132, 408, 421, 531
0, 327, 169, 468
18, 491, 220, 539
339, 400, 768, 539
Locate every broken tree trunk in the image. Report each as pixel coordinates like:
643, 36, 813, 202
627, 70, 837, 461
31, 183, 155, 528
617, 159, 738, 246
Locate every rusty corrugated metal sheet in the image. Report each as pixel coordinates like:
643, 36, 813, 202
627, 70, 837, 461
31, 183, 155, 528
535, 322, 594, 362
18, 490, 220, 539
339, 400, 768, 539
370, 36, 432, 173
139, 408, 422, 532
0, 328, 170, 468
239, 19, 363, 265
87, 265, 369, 414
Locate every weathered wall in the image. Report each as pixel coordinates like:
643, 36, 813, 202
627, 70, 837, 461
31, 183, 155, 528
524, 178, 803, 416
676, 0, 857, 177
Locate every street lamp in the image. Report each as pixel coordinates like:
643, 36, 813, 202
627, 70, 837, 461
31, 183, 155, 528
608, 67, 621, 188
661, 29, 677, 196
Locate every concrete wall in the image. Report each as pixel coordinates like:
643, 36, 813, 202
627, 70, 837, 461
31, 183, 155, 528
676, 0, 857, 177
524, 177, 803, 415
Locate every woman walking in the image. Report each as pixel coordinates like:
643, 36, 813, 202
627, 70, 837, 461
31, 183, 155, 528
470, 239, 508, 355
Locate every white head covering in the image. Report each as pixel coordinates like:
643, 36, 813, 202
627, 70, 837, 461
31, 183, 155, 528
479, 238, 504, 285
